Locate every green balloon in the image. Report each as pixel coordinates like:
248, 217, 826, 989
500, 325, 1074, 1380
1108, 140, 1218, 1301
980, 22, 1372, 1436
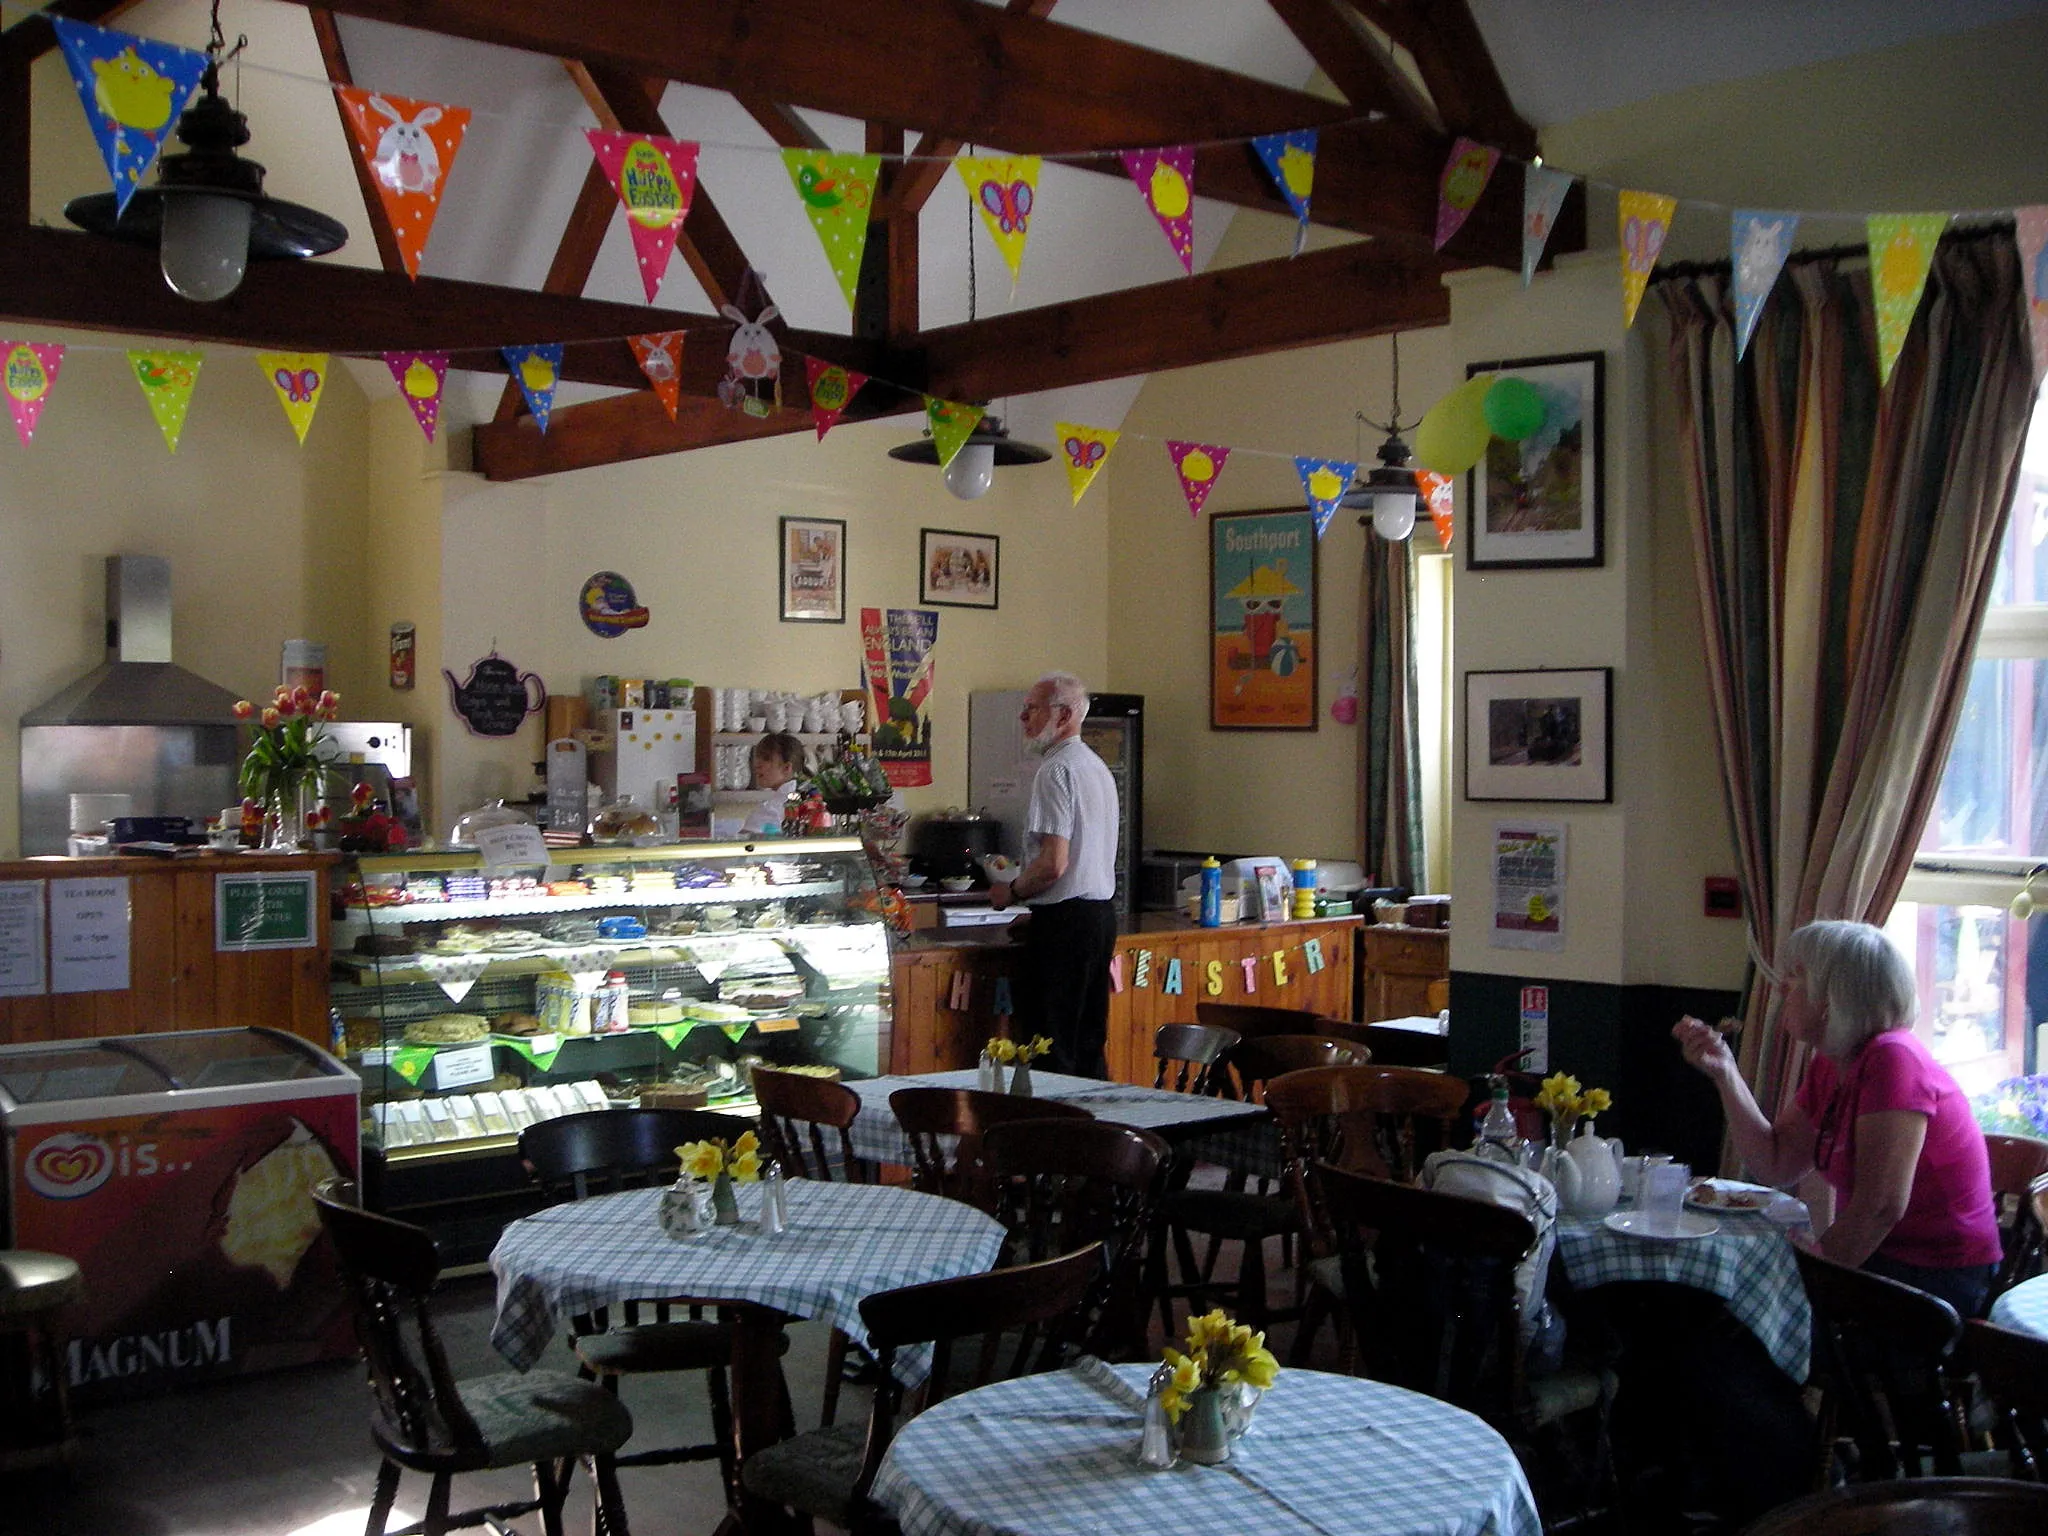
1483, 376, 1547, 442
1413, 375, 1494, 476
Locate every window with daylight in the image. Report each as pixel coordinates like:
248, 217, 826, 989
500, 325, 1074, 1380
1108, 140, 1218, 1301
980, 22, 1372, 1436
1891, 392, 2048, 1095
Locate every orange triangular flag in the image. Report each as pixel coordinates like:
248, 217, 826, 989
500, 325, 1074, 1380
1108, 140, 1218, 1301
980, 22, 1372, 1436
336, 86, 471, 279
629, 332, 684, 420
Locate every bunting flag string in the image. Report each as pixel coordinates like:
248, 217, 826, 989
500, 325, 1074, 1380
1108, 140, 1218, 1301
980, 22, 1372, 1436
336, 86, 471, 279
2017, 207, 2048, 381
384, 351, 450, 442
3, 341, 64, 448
958, 155, 1040, 289
1121, 146, 1197, 273
1057, 422, 1119, 504
1731, 211, 1798, 361
1294, 457, 1357, 538
1251, 130, 1316, 255
257, 352, 327, 444
1167, 440, 1229, 517
805, 357, 868, 439
1868, 213, 1950, 384
501, 343, 564, 433
784, 149, 881, 311
51, 17, 207, 216
128, 348, 201, 453
586, 131, 701, 302
629, 331, 684, 419
924, 396, 985, 467
1435, 136, 1501, 251
1617, 189, 1678, 329
1521, 163, 1574, 287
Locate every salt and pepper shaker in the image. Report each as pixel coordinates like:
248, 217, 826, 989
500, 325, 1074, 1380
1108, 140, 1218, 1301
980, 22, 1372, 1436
1138, 1363, 1177, 1469
761, 1160, 787, 1236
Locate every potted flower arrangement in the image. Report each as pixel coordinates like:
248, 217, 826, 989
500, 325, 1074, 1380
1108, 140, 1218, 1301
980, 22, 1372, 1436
231, 685, 340, 849
981, 1034, 1053, 1096
1157, 1307, 1280, 1464
1533, 1071, 1611, 1148
676, 1130, 762, 1226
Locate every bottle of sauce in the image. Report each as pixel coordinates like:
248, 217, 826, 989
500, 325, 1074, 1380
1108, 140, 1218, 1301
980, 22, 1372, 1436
1198, 857, 1222, 928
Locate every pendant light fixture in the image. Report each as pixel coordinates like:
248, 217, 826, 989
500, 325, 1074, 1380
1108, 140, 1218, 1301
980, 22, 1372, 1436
64, 2, 347, 302
1341, 332, 1426, 542
889, 152, 1048, 498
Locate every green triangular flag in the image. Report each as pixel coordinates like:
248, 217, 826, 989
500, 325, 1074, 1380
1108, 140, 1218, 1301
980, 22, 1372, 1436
127, 348, 203, 453
1867, 212, 1949, 385
925, 396, 986, 468
783, 149, 880, 311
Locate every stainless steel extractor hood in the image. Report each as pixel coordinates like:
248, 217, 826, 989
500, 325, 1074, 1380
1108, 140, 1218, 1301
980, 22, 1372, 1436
20, 556, 244, 727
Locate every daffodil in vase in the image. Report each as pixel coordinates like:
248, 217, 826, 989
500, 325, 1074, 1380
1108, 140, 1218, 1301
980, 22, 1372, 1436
980, 1035, 1016, 1093
1007, 1035, 1053, 1097
677, 1131, 762, 1225
1158, 1308, 1280, 1465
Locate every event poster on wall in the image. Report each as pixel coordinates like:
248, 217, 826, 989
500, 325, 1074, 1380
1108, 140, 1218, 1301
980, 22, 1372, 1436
1491, 820, 1565, 951
1209, 508, 1317, 730
859, 607, 937, 787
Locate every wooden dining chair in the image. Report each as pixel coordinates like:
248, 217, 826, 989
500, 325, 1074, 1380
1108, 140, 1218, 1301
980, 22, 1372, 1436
888, 1087, 1093, 1210
1153, 1022, 1238, 1095
1962, 1318, 2048, 1480
752, 1068, 870, 1184
739, 1245, 1103, 1536
518, 1108, 760, 1491
1984, 1134, 2048, 1300
983, 1118, 1171, 1361
1195, 1000, 1330, 1044
312, 1179, 634, 1536
1732, 1477, 2048, 1535
1796, 1246, 1969, 1483
1223, 1033, 1370, 1102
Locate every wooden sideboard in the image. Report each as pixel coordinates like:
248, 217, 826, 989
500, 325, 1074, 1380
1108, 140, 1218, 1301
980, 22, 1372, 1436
1358, 924, 1449, 1021
887, 914, 1361, 1083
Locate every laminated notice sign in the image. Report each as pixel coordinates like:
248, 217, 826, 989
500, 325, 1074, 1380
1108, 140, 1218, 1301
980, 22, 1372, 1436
1491, 821, 1564, 952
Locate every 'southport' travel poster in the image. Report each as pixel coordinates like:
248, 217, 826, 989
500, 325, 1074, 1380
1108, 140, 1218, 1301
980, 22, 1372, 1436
1210, 508, 1317, 730
860, 606, 936, 786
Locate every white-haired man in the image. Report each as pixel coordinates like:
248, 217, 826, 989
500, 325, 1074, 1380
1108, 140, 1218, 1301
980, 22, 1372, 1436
990, 672, 1119, 1077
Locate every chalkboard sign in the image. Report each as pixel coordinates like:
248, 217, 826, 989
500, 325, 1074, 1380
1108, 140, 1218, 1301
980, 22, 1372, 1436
444, 653, 546, 737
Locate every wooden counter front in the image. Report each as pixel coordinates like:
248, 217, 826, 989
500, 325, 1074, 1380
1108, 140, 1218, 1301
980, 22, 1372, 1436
0, 852, 337, 1048
887, 914, 1360, 1083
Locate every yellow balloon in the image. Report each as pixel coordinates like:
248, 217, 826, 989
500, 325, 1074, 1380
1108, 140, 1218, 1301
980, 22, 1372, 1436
1413, 375, 1495, 476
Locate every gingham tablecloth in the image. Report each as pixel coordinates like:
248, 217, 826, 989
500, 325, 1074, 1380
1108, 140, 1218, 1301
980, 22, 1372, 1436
847, 1069, 1271, 1170
872, 1362, 1541, 1536
1554, 1208, 1810, 1381
489, 1179, 1004, 1374
1990, 1273, 2048, 1338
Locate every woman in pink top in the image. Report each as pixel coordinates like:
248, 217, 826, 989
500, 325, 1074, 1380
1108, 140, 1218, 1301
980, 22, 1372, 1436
1674, 919, 2002, 1317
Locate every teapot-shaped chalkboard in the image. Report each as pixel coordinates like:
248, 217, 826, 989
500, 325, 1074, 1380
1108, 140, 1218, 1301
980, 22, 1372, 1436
444, 651, 546, 737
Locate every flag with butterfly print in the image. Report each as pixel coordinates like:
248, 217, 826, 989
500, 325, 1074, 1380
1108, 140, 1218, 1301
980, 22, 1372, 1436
956, 155, 1039, 289
257, 353, 328, 444
805, 357, 868, 440
128, 349, 202, 454
1250, 130, 1315, 255
2, 341, 64, 448
1054, 422, 1119, 504
1617, 189, 1677, 328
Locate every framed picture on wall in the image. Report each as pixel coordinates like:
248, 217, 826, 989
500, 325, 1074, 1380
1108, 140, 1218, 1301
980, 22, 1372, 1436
919, 528, 999, 609
779, 516, 845, 623
1464, 350, 1605, 570
1210, 507, 1317, 731
1464, 667, 1613, 801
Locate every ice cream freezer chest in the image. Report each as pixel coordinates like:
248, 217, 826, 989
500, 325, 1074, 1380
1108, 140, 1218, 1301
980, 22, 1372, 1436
0, 1027, 360, 1400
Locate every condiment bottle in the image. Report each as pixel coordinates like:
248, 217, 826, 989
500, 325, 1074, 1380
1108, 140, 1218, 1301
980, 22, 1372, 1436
595, 970, 631, 1033
1139, 1363, 1177, 1469
762, 1159, 787, 1234
1198, 857, 1222, 928
1290, 859, 1318, 919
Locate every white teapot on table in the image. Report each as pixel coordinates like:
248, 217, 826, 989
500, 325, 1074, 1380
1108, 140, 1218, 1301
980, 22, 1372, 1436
1542, 1125, 1622, 1217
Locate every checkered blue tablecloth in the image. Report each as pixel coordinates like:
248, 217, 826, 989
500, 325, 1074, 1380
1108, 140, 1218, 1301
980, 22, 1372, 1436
872, 1362, 1541, 1536
1990, 1273, 2048, 1338
847, 1070, 1272, 1171
1554, 1209, 1810, 1381
489, 1179, 1004, 1374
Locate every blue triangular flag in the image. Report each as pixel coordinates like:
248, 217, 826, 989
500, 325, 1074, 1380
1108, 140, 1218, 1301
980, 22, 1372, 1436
1251, 130, 1316, 255
1295, 456, 1357, 539
51, 17, 209, 216
501, 344, 565, 433
1731, 210, 1799, 361
1521, 164, 1574, 287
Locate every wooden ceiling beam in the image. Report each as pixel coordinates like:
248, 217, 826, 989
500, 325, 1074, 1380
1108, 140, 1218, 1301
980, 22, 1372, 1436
1358, 0, 1535, 158
1264, 0, 1439, 130
736, 95, 826, 151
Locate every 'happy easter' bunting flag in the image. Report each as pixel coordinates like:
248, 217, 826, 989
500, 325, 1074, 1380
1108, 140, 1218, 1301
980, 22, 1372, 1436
1730, 211, 1798, 361
502, 344, 564, 433
1167, 440, 1230, 517
1521, 163, 1573, 286
1251, 130, 1316, 255
629, 332, 684, 420
257, 353, 328, 444
128, 349, 202, 453
1868, 213, 1950, 385
585, 131, 700, 302
336, 87, 471, 279
1295, 457, 1357, 539
1617, 190, 1677, 329
384, 351, 450, 442
2016, 207, 2048, 381
1435, 137, 1501, 251
806, 358, 868, 440
51, 18, 207, 216
1121, 147, 1196, 274
956, 155, 1040, 288
784, 150, 880, 311
2, 342, 64, 447
924, 397, 986, 468
1055, 422, 1119, 505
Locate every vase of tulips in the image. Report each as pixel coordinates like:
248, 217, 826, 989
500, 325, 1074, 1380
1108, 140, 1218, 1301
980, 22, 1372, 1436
678, 1131, 762, 1226
1157, 1308, 1280, 1465
233, 686, 340, 850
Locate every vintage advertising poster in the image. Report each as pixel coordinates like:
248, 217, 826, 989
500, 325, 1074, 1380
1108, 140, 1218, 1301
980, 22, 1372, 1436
1210, 508, 1317, 730
859, 606, 937, 786
1491, 820, 1565, 950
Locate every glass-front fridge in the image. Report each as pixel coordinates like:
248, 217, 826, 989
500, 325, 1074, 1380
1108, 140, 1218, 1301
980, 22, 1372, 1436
968, 690, 1143, 920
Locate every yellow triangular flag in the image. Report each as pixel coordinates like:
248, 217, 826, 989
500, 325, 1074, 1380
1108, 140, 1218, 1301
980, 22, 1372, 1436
127, 349, 202, 453
256, 352, 329, 445
1054, 422, 1119, 504
783, 149, 880, 311
1617, 189, 1677, 328
956, 155, 1039, 288
1868, 213, 1950, 385
925, 396, 985, 467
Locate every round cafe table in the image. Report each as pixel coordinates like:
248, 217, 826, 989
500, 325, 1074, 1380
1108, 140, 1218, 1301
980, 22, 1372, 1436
1989, 1273, 2048, 1338
871, 1363, 1540, 1536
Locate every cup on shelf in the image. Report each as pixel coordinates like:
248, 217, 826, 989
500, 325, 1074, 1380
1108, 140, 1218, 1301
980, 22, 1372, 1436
747, 715, 768, 733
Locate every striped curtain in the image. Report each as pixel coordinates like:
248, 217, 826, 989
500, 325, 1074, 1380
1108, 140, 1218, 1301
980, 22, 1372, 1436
1656, 232, 2035, 1114
1359, 533, 1424, 891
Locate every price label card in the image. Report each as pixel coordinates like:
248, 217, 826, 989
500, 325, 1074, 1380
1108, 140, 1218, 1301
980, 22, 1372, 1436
473, 822, 549, 872
428, 1041, 497, 1091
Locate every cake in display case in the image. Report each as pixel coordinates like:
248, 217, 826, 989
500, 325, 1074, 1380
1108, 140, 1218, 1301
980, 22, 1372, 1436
331, 838, 889, 1159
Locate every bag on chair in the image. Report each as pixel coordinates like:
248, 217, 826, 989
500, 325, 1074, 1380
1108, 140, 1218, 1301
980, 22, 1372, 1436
1418, 1149, 1566, 1371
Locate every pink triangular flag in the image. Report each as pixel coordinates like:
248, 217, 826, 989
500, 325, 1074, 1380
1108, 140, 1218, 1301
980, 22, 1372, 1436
2015, 207, 2048, 380
2, 341, 64, 446
1435, 137, 1501, 251
585, 131, 700, 303
1166, 440, 1229, 517
384, 351, 449, 442
1121, 147, 1196, 274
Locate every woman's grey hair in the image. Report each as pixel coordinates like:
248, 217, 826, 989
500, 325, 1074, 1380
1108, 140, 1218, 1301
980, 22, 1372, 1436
1035, 672, 1091, 720
1781, 919, 1917, 1058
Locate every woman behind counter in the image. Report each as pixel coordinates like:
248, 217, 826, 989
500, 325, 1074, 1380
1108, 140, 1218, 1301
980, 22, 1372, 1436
1674, 919, 2002, 1316
741, 732, 807, 837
